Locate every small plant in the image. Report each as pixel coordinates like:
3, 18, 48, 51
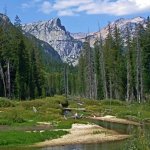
101, 99, 125, 106
123, 127, 150, 150
0, 98, 15, 107
93, 130, 108, 134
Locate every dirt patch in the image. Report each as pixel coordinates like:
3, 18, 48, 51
34, 123, 130, 147
89, 116, 140, 125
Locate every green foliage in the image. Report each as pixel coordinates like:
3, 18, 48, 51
123, 128, 150, 150
0, 130, 68, 146
77, 17, 150, 102
0, 96, 149, 148
101, 99, 125, 106
0, 98, 15, 107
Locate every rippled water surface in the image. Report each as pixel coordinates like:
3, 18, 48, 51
41, 141, 125, 150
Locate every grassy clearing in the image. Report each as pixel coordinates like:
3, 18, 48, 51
0, 95, 150, 148
0, 96, 150, 126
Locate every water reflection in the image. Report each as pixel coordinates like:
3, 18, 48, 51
41, 141, 125, 150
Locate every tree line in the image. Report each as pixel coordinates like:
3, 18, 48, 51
77, 17, 150, 102
0, 15, 46, 99
0, 15, 77, 100
0, 14, 150, 102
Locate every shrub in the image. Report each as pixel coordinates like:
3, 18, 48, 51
0, 98, 15, 107
21, 100, 45, 110
101, 99, 125, 106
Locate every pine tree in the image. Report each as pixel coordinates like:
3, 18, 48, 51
14, 15, 22, 30
15, 38, 29, 100
94, 38, 105, 99
78, 53, 86, 97
142, 17, 150, 98
83, 39, 95, 99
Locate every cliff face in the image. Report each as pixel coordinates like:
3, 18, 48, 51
72, 17, 146, 47
22, 18, 82, 65
22, 16, 146, 65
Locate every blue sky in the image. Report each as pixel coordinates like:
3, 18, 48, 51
0, 0, 150, 33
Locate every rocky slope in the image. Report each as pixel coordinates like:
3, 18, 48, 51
24, 32, 62, 64
22, 16, 146, 65
22, 18, 82, 65
72, 17, 146, 47
0, 13, 12, 26
0, 13, 61, 65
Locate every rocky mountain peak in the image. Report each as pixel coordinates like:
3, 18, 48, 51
22, 18, 82, 65
51, 18, 65, 31
0, 13, 11, 25
22, 16, 147, 65
74, 16, 146, 47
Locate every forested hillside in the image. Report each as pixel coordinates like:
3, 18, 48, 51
0, 14, 78, 100
0, 13, 150, 102
0, 14, 46, 99
78, 17, 150, 102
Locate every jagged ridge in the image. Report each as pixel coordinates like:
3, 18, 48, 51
22, 18, 83, 65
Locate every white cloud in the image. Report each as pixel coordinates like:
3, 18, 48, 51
58, 9, 75, 16
22, 0, 150, 16
39, 1, 52, 14
53, 0, 93, 10
22, 3, 31, 9
21, 0, 43, 9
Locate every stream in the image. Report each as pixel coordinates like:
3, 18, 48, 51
40, 120, 150, 150
41, 141, 126, 150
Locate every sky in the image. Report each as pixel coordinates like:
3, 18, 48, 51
0, 0, 150, 33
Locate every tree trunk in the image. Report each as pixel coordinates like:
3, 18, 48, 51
99, 35, 108, 99
109, 76, 113, 99
126, 60, 130, 102
126, 27, 131, 102
0, 62, 6, 97
7, 60, 11, 98
136, 35, 141, 103
94, 73, 97, 99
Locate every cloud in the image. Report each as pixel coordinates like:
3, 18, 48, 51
82, 0, 150, 16
53, 0, 93, 10
58, 9, 75, 16
21, 0, 42, 9
22, 0, 150, 16
39, 1, 52, 14
21, 3, 31, 9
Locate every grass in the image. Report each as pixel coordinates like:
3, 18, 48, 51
0, 130, 68, 147
0, 97, 15, 107
0, 95, 150, 148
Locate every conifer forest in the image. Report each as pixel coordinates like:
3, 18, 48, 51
0, 15, 150, 103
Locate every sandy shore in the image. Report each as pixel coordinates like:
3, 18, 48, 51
89, 115, 140, 125
35, 123, 130, 147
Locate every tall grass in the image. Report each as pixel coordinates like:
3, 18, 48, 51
0, 130, 68, 146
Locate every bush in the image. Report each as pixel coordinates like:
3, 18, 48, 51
0, 98, 15, 107
82, 99, 100, 106
21, 100, 45, 110
101, 99, 125, 106
0, 119, 12, 125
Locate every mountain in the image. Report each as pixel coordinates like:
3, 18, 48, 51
0, 13, 11, 25
22, 18, 82, 65
75, 17, 146, 47
0, 13, 61, 66
22, 16, 146, 66
70, 32, 87, 42
24, 32, 62, 64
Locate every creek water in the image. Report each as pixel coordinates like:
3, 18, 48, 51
40, 120, 150, 150
41, 141, 126, 150
2, 120, 149, 150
